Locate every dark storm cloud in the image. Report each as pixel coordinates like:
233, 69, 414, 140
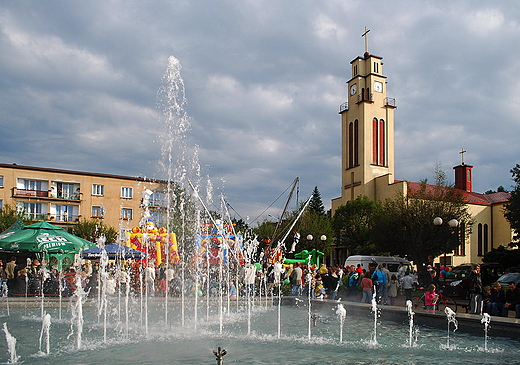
1, 1, 519, 222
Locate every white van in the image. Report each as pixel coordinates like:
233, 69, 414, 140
344, 255, 418, 288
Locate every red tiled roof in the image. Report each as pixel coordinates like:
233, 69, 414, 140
405, 181, 510, 206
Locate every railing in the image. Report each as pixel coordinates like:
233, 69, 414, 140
358, 91, 373, 103
385, 97, 397, 108
22, 212, 80, 223
53, 193, 81, 200
339, 101, 348, 113
13, 188, 49, 198
52, 214, 80, 223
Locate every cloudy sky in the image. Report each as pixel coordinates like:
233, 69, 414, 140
1, 1, 519, 225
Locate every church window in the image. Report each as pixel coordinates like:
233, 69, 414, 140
379, 119, 385, 166
454, 222, 466, 256
348, 122, 353, 168
477, 223, 483, 256
467, 170, 471, 182
354, 120, 359, 166
456, 170, 460, 183
353, 65, 358, 76
373, 118, 378, 165
483, 224, 489, 253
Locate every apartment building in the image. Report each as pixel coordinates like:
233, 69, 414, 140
0, 163, 168, 237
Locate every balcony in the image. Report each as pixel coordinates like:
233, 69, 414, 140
339, 102, 348, 113
357, 91, 373, 104
22, 212, 81, 224
385, 97, 397, 108
13, 188, 48, 198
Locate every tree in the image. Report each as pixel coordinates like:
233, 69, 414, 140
371, 181, 472, 271
309, 186, 326, 216
294, 210, 334, 255
68, 218, 118, 244
332, 196, 381, 255
503, 164, 520, 247
483, 246, 520, 272
0, 204, 34, 233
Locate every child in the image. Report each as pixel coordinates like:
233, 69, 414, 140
360, 271, 373, 303
388, 274, 399, 306
314, 274, 326, 299
425, 284, 438, 311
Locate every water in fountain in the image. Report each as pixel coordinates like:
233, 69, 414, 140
2, 323, 18, 364
336, 303, 346, 343
405, 299, 418, 347
481, 313, 491, 352
38, 313, 51, 355
444, 306, 458, 350
370, 288, 379, 346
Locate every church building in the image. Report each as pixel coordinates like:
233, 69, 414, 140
331, 31, 512, 268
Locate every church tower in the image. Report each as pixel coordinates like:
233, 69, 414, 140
332, 29, 397, 209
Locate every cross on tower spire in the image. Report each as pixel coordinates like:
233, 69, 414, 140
460, 147, 467, 165
362, 26, 371, 54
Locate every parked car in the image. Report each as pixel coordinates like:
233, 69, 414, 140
443, 262, 503, 299
497, 273, 520, 286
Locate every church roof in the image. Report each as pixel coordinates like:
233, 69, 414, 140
405, 181, 511, 206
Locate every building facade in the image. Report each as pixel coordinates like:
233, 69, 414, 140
0, 163, 168, 240
331, 47, 512, 268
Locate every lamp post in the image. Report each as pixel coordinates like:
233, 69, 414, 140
306, 234, 327, 267
433, 217, 459, 287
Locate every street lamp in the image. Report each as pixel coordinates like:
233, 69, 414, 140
306, 234, 327, 267
433, 217, 459, 286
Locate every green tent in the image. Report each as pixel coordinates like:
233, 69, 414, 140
0, 222, 96, 254
0, 219, 25, 239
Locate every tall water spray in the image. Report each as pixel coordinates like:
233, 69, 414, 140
444, 306, 458, 349
481, 313, 491, 351
3, 323, 19, 364
157, 55, 201, 328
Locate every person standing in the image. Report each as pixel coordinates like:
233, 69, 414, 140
397, 263, 405, 295
5, 257, 17, 297
468, 264, 484, 314
382, 263, 391, 305
402, 270, 414, 303
348, 265, 360, 299
360, 270, 373, 303
371, 265, 386, 304
388, 274, 399, 306
290, 262, 303, 296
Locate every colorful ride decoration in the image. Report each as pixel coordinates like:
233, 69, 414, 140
195, 220, 244, 267
282, 249, 324, 266
124, 219, 179, 267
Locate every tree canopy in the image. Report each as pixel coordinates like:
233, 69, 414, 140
309, 186, 326, 216
332, 196, 381, 255
0, 204, 34, 233
68, 218, 118, 244
503, 164, 520, 247
371, 181, 472, 269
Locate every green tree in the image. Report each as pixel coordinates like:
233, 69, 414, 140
294, 210, 334, 255
503, 164, 520, 247
483, 245, 520, 272
332, 196, 381, 255
0, 204, 34, 233
309, 186, 326, 216
68, 218, 118, 244
371, 181, 472, 270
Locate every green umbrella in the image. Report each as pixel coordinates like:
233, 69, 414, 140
0, 219, 25, 239
0, 222, 96, 254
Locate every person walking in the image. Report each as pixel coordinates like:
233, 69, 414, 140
371, 265, 386, 304
289, 262, 303, 296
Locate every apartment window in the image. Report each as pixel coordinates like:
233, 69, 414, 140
24, 180, 42, 191
0, 199, 3, 210
121, 187, 133, 199
0, 175, 3, 188
92, 206, 104, 218
122, 208, 132, 220
92, 184, 104, 196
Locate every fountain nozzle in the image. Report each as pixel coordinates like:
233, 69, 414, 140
214, 346, 227, 365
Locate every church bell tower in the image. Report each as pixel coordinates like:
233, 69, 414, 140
335, 28, 397, 207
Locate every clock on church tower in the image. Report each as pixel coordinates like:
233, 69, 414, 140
335, 28, 397, 207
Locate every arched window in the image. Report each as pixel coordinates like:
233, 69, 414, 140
348, 122, 353, 169
354, 120, 359, 166
379, 119, 385, 166
373, 118, 378, 165
478, 223, 483, 256
483, 224, 489, 253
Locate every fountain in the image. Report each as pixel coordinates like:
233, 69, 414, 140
2, 55, 520, 364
